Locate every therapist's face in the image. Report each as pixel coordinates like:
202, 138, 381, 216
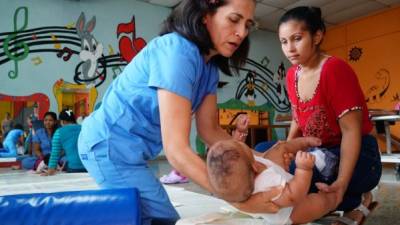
203, 0, 256, 57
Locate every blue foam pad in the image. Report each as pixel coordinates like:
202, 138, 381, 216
0, 188, 140, 225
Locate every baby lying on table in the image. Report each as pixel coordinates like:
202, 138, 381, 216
206, 139, 337, 225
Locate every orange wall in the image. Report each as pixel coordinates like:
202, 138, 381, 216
322, 6, 400, 150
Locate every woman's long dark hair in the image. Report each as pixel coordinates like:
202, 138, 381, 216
160, 0, 253, 76
278, 6, 326, 43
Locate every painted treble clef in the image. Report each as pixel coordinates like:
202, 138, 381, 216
3, 6, 29, 79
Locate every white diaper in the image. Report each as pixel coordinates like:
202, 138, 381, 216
249, 156, 294, 225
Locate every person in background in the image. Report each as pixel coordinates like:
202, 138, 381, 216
42, 109, 85, 176
20, 112, 57, 170
0, 124, 24, 158
23, 115, 34, 156
278, 6, 381, 224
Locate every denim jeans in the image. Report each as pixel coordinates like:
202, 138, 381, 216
290, 135, 382, 211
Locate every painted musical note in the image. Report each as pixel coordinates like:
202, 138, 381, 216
261, 56, 270, 67
112, 66, 122, 79
57, 47, 73, 61
108, 44, 115, 55
31, 56, 42, 65
262, 83, 268, 91
51, 35, 61, 49
3, 6, 30, 79
65, 22, 75, 29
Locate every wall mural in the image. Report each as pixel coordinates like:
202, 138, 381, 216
0, 7, 147, 88
365, 68, 391, 104
392, 93, 399, 103
349, 46, 363, 62
2, 6, 30, 79
233, 58, 290, 112
1, 6, 289, 114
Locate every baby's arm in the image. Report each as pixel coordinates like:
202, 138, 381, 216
273, 152, 315, 207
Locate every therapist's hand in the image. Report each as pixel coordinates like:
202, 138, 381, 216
231, 186, 283, 213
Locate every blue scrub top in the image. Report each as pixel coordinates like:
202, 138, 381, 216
32, 128, 52, 155
3, 129, 24, 145
81, 32, 219, 162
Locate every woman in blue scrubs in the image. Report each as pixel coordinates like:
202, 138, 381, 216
21, 112, 57, 170
78, 0, 321, 224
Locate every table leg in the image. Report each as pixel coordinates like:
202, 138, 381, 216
384, 121, 392, 154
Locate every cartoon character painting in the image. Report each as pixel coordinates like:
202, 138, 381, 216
244, 71, 256, 106
75, 12, 104, 86
365, 68, 390, 104
273, 62, 286, 104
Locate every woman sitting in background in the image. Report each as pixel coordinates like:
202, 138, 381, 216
42, 109, 86, 176
21, 112, 57, 170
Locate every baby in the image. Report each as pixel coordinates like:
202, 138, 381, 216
207, 139, 337, 225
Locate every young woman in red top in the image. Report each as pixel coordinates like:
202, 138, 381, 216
278, 6, 381, 224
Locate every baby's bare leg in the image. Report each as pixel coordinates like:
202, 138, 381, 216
290, 192, 336, 224
273, 152, 314, 208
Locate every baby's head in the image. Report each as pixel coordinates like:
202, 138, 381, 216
207, 139, 255, 202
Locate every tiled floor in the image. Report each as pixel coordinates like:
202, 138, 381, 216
150, 159, 400, 225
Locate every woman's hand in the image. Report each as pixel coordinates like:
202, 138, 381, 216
231, 186, 283, 213
316, 179, 348, 208
232, 114, 249, 142
235, 114, 249, 132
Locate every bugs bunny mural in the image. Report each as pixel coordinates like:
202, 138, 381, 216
76, 12, 103, 86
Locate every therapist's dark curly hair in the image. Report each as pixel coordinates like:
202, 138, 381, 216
160, 0, 256, 76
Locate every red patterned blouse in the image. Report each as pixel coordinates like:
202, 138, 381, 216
286, 56, 372, 147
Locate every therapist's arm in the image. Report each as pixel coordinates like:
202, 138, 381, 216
158, 89, 214, 193
195, 95, 285, 213
195, 94, 233, 146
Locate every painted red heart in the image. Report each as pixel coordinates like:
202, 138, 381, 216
119, 37, 146, 63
